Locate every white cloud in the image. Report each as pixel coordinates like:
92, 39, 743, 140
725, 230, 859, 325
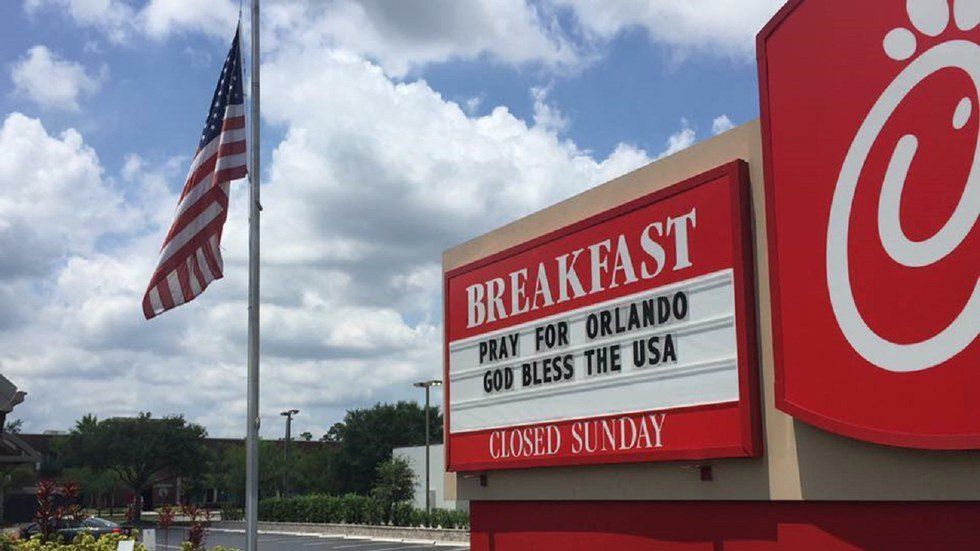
712, 114, 736, 135
5, 0, 766, 439
261, 0, 583, 77
25, 0, 781, 79
463, 95, 484, 116
24, 0, 134, 43
0, 114, 178, 427
530, 84, 570, 133
553, 0, 784, 60
27, 0, 581, 76
121, 154, 144, 182
657, 119, 697, 159
24, 0, 238, 42
259, 46, 650, 266
0, 113, 158, 425
10, 46, 105, 111
138, 0, 241, 40
0, 113, 136, 279
655, 115, 736, 159
0, 41, 652, 436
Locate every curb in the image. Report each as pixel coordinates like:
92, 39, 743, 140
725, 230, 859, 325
211, 529, 467, 547
210, 521, 470, 546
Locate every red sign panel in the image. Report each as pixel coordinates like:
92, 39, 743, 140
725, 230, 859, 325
444, 162, 760, 471
759, 0, 980, 448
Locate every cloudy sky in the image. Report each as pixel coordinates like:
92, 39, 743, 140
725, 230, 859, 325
0, 0, 782, 438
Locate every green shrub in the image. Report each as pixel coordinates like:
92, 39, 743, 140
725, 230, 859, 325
0, 533, 147, 551
339, 493, 368, 524
258, 495, 469, 529
389, 502, 418, 527
218, 502, 244, 522
415, 508, 432, 528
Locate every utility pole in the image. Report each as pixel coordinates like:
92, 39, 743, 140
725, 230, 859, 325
280, 409, 299, 498
413, 380, 442, 513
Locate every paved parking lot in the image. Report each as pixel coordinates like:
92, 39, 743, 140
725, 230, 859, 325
159, 528, 468, 551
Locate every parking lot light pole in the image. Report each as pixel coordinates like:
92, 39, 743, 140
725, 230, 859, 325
280, 409, 299, 497
413, 380, 442, 513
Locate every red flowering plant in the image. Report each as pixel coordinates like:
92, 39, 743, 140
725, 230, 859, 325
124, 499, 139, 524
181, 504, 214, 551
33, 480, 86, 542
157, 504, 176, 549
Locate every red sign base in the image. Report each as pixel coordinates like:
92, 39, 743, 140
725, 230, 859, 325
471, 500, 980, 550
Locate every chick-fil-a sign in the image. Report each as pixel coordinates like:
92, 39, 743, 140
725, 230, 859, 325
444, 162, 761, 472
760, 0, 979, 449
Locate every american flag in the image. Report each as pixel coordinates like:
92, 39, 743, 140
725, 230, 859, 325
143, 27, 247, 320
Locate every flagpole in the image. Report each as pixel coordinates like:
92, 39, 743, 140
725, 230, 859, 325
246, 0, 261, 549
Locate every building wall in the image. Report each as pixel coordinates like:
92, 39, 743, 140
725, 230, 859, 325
444, 121, 980, 503
393, 444, 467, 511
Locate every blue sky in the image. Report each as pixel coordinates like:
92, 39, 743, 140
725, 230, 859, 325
410, 28, 762, 159
2, 1, 763, 177
1, 2, 252, 175
0, 0, 782, 437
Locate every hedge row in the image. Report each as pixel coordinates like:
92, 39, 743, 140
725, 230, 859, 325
0, 534, 240, 551
219, 503, 244, 521
0, 533, 146, 551
259, 495, 468, 529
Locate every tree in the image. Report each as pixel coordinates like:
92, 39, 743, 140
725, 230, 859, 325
370, 456, 416, 518
204, 444, 244, 505
299, 432, 313, 442
60, 413, 208, 519
258, 441, 286, 497
323, 422, 345, 443
328, 401, 442, 494
61, 466, 119, 514
4, 419, 23, 434
203, 440, 295, 502
292, 445, 338, 496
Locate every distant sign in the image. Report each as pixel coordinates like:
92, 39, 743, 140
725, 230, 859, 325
444, 161, 761, 471
760, 0, 980, 449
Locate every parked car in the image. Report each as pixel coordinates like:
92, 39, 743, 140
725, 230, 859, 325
21, 517, 126, 540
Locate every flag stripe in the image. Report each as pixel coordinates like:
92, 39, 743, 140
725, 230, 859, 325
222, 103, 246, 120
169, 186, 227, 244
172, 157, 241, 234
196, 247, 214, 283
177, 260, 193, 304
209, 234, 224, 274
222, 115, 246, 130
146, 287, 164, 319
187, 126, 245, 182
180, 138, 247, 203
181, 127, 247, 194
158, 277, 176, 311
158, 202, 225, 267
202, 237, 223, 279
167, 271, 185, 307
189, 255, 204, 295
149, 216, 226, 289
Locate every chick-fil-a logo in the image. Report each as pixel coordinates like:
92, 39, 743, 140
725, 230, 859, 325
827, 0, 980, 373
